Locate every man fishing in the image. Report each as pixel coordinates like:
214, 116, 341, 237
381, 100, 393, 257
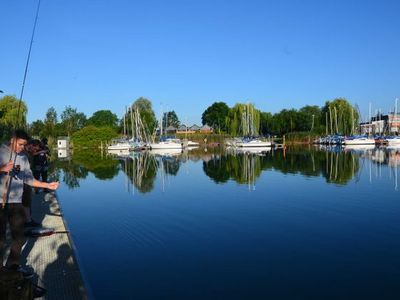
0, 129, 59, 277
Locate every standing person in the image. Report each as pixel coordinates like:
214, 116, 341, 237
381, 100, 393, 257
22, 139, 41, 228
32, 138, 50, 193
0, 129, 59, 276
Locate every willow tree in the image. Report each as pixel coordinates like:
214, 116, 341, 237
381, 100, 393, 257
123, 97, 157, 138
322, 98, 359, 136
0, 95, 27, 128
226, 103, 261, 136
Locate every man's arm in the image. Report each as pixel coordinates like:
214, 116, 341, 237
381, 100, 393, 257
31, 179, 59, 190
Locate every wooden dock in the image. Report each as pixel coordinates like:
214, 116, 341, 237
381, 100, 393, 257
20, 191, 89, 300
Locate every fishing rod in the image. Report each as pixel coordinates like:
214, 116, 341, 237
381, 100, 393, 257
2, 0, 42, 208
25, 228, 70, 238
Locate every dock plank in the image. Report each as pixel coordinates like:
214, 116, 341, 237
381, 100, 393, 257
21, 191, 88, 300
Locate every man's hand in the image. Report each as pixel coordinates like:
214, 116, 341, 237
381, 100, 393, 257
47, 182, 60, 190
0, 161, 14, 173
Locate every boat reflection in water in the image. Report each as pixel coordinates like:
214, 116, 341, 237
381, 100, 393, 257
342, 144, 376, 152
341, 145, 399, 190
106, 148, 131, 158
147, 148, 183, 157
226, 146, 271, 156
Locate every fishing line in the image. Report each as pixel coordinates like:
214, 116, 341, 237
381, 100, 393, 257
15, 0, 42, 130
2, 0, 42, 207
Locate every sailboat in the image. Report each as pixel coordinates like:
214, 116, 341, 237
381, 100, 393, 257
233, 103, 272, 148
129, 106, 150, 150
108, 107, 132, 151
148, 109, 183, 150
343, 103, 375, 146
235, 138, 272, 147
384, 99, 400, 145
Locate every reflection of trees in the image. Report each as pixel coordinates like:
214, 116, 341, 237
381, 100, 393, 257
50, 150, 119, 189
73, 150, 119, 180
52, 159, 88, 189
161, 157, 180, 176
203, 152, 262, 187
203, 147, 360, 186
121, 152, 158, 193
203, 154, 230, 183
322, 150, 359, 185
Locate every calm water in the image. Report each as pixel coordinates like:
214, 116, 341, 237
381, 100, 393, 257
50, 146, 400, 300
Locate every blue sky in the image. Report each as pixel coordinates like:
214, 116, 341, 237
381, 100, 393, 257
1, 0, 399, 124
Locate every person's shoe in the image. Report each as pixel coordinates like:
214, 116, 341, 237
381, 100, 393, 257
25, 219, 41, 228
33, 285, 47, 298
7, 264, 34, 279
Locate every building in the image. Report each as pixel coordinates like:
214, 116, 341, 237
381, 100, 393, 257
165, 126, 177, 134
189, 124, 201, 131
176, 124, 196, 134
160, 124, 214, 135
57, 136, 70, 149
199, 124, 213, 133
360, 113, 400, 135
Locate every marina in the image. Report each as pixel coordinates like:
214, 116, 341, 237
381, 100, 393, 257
2, 1, 400, 299
49, 145, 400, 299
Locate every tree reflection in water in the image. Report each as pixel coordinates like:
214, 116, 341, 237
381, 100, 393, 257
121, 152, 158, 193
49, 146, 400, 192
50, 150, 119, 189
203, 146, 362, 187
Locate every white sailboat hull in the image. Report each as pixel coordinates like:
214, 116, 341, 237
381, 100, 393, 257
386, 137, 400, 145
236, 140, 272, 147
149, 141, 183, 149
148, 148, 183, 156
107, 143, 132, 150
343, 138, 375, 145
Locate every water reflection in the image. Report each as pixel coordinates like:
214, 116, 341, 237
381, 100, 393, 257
50, 146, 400, 192
357, 147, 400, 191
203, 146, 360, 186
51, 150, 120, 189
121, 152, 158, 193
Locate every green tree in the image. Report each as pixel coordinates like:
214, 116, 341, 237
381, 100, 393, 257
162, 110, 180, 128
61, 106, 87, 136
226, 103, 260, 136
42, 107, 58, 138
260, 112, 273, 135
87, 110, 118, 129
298, 105, 322, 133
71, 125, 119, 148
322, 98, 359, 135
29, 120, 45, 137
0, 95, 27, 128
126, 97, 157, 137
270, 109, 299, 135
201, 102, 230, 132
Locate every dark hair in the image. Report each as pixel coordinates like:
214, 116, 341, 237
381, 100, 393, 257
28, 139, 41, 146
12, 129, 30, 141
